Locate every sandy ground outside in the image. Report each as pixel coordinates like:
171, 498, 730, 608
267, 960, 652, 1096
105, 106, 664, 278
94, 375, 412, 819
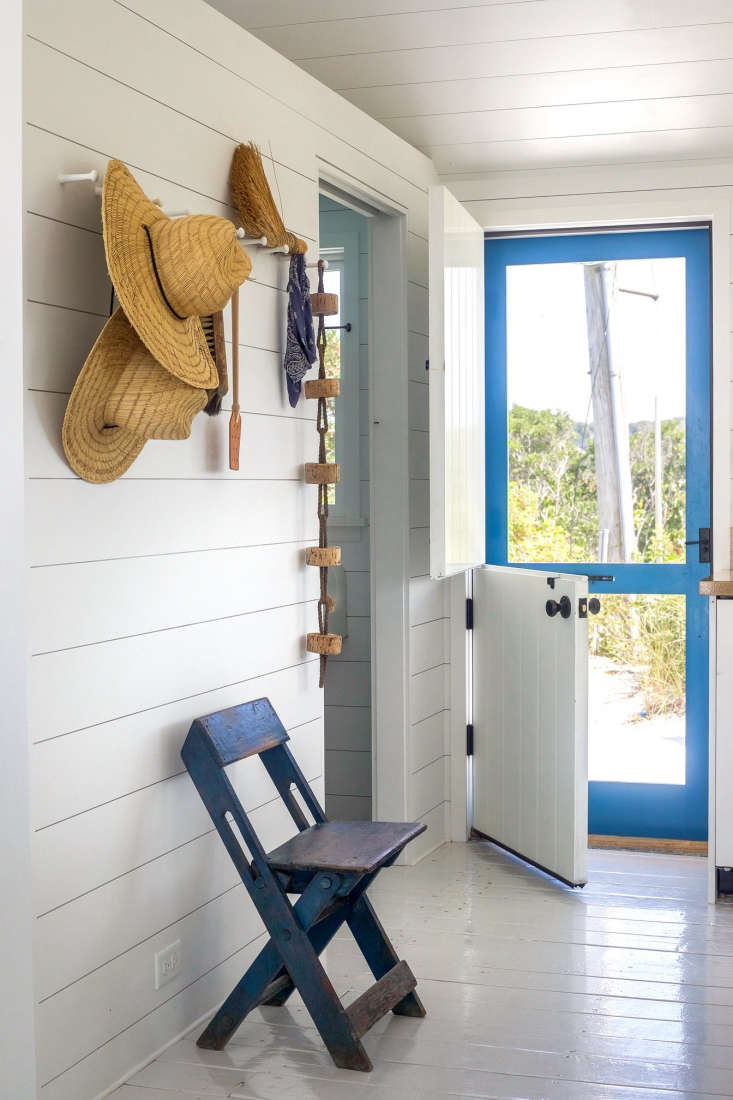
588, 654, 685, 785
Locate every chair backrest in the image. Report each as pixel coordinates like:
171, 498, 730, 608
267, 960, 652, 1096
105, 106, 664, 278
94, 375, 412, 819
191, 698, 289, 767
181, 697, 326, 892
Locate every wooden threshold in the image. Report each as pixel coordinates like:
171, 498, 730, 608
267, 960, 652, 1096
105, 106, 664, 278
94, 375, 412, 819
589, 834, 707, 856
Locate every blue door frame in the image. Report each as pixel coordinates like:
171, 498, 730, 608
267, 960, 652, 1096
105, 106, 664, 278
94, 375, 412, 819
485, 228, 711, 841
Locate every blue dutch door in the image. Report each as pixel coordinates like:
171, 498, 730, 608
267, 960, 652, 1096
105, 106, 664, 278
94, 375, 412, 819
485, 228, 711, 841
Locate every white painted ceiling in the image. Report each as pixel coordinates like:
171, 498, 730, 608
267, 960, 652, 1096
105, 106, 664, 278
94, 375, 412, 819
207, 0, 733, 177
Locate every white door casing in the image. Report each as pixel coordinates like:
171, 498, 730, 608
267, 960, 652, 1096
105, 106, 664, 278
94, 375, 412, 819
472, 566, 589, 886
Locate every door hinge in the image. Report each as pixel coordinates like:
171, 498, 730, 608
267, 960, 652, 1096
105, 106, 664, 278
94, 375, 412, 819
466, 723, 474, 757
466, 597, 474, 630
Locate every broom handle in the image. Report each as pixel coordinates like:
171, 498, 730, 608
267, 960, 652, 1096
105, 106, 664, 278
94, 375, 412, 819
229, 286, 241, 471
232, 285, 239, 411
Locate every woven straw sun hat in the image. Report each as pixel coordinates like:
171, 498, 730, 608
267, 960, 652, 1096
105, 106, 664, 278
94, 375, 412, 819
62, 308, 208, 484
102, 159, 251, 389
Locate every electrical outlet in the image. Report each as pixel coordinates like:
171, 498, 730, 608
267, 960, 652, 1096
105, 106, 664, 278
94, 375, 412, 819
154, 940, 182, 990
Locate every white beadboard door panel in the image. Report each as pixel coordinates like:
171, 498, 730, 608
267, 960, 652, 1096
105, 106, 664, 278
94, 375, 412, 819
716, 600, 733, 866
429, 184, 485, 579
473, 565, 589, 887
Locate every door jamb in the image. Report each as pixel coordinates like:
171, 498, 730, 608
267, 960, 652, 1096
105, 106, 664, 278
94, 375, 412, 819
448, 195, 730, 896
318, 163, 411, 824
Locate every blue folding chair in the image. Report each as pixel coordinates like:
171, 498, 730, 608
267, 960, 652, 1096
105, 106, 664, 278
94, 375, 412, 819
181, 697, 427, 1071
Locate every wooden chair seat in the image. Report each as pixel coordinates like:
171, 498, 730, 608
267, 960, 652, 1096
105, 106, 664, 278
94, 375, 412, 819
267, 820, 426, 874
181, 698, 427, 1072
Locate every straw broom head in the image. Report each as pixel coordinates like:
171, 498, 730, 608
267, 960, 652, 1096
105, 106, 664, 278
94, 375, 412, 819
231, 142, 287, 248
231, 143, 308, 254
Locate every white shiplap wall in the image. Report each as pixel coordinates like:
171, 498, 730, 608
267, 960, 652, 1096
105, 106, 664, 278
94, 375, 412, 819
23, 1, 443, 1096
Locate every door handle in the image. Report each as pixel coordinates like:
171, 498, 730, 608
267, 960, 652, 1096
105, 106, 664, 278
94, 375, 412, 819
685, 527, 711, 564
579, 597, 601, 618
546, 596, 572, 619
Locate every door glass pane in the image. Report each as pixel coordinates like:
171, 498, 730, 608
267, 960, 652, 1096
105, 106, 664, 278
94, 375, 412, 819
506, 258, 686, 565
322, 264, 342, 506
588, 594, 686, 784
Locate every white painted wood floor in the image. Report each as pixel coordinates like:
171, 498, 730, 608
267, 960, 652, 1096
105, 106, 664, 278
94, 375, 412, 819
113, 840, 733, 1099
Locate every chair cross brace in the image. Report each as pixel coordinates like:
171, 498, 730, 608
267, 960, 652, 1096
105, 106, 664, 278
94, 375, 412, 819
181, 699, 426, 1072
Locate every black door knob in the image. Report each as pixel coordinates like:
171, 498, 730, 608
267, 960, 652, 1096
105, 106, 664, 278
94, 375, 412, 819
546, 595, 571, 619
588, 597, 601, 615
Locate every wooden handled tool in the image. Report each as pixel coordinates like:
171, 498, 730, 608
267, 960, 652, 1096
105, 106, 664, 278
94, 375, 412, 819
228, 285, 241, 470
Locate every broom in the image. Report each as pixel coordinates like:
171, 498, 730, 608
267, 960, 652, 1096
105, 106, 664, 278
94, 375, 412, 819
228, 287, 241, 470
231, 142, 307, 254
201, 311, 228, 415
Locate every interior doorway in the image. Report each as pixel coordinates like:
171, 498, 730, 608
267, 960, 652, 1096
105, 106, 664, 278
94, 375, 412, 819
319, 193, 373, 821
484, 226, 712, 843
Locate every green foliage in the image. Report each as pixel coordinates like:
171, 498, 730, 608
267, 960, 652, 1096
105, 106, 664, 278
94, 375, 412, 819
509, 482, 571, 562
591, 594, 685, 717
629, 419, 686, 562
508, 406, 597, 562
508, 405, 686, 566
508, 404, 687, 715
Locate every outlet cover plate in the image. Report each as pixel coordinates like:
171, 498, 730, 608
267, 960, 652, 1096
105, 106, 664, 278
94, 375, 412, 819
154, 939, 182, 990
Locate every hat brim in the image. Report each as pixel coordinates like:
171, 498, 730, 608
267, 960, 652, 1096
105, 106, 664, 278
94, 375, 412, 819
102, 160, 218, 390
62, 309, 150, 483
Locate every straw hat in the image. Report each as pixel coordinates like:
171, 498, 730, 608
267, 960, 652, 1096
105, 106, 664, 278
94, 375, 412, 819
102, 159, 251, 389
62, 308, 208, 484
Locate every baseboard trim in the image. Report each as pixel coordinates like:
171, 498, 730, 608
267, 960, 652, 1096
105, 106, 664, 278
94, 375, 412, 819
589, 834, 707, 856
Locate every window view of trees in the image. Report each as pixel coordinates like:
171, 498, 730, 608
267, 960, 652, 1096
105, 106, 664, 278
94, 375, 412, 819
508, 404, 686, 566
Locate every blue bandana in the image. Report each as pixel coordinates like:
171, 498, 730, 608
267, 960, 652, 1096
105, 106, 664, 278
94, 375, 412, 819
283, 253, 317, 407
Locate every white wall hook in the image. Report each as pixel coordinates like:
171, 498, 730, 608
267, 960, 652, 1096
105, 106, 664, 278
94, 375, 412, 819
236, 230, 268, 245
268, 245, 290, 255
58, 170, 98, 185
306, 259, 328, 270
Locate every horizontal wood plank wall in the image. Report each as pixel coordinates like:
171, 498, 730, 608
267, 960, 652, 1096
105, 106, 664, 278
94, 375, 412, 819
23, 0, 438, 1096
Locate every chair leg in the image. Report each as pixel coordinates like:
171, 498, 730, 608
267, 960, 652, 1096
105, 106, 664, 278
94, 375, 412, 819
197, 938, 284, 1049
200, 874, 372, 1070
270, 912, 373, 1071
347, 894, 426, 1019
262, 904, 347, 1007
